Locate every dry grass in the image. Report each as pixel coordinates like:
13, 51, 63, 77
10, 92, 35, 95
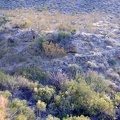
0, 8, 107, 34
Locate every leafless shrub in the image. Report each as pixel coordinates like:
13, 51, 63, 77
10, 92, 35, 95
49, 72, 69, 89
16, 76, 30, 89
42, 41, 66, 58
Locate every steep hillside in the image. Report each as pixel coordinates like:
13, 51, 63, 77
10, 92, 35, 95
0, 0, 120, 120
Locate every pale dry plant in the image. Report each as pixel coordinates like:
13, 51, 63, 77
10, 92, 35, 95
42, 41, 66, 58
0, 95, 8, 120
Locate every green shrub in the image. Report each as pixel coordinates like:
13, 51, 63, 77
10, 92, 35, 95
51, 75, 115, 119
87, 71, 108, 93
34, 85, 55, 103
9, 99, 35, 120
36, 99, 47, 118
0, 90, 12, 99
0, 71, 35, 91
117, 70, 120, 75
68, 64, 80, 78
46, 114, 60, 120
37, 35, 46, 50
16, 66, 46, 83
0, 17, 3, 24
55, 31, 70, 43
113, 92, 120, 106
50, 31, 71, 43
15, 114, 27, 120
63, 115, 90, 120
0, 71, 17, 90
37, 100, 46, 112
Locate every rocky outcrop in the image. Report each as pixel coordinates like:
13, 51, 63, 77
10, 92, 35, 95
12, 29, 40, 43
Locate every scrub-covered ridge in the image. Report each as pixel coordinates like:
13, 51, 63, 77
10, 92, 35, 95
0, 0, 120, 119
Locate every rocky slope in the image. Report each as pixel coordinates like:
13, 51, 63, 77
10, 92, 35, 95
0, 0, 120, 84
0, 0, 120, 119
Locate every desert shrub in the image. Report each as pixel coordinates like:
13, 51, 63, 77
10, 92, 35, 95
15, 114, 27, 120
0, 90, 36, 120
36, 6, 44, 12
58, 31, 71, 39
46, 114, 60, 120
37, 35, 46, 50
50, 75, 115, 119
0, 15, 8, 25
37, 100, 46, 112
0, 90, 12, 99
113, 92, 120, 106
13, 18, 32, 29
0, 16, 4, 23
16, 66, 46, 83
49, 72, 69, 89
34, 85, 55, 103
57, 23, 76, 34
68, 64, 80, 78
88, 94, 115, 117
36, 100, 47, 118
50, 31, 71, 43
63, 115, 90, 120
0, 71, 35, 91
16, 76, 31, 89
86, 71, 108, 93
9, 99, 35, 120
36, 33, 67, 57
117, 70, 120, 75
42, 41, 66, 58
0, 71, 17, 90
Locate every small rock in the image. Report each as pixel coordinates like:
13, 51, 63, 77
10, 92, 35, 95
106, 46, 113, 49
